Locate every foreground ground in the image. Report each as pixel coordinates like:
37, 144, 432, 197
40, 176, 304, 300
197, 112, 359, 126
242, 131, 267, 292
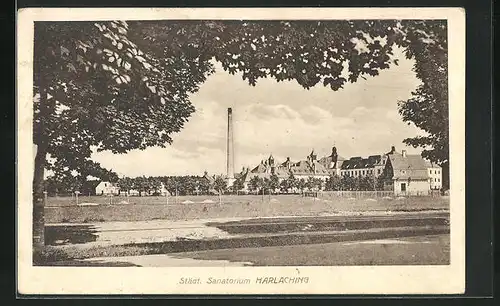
44, 194, 449, 223
36, 195, 450, 266
52, 234, 449, 266
38, 211, 449, 266
173, 234, 450, 266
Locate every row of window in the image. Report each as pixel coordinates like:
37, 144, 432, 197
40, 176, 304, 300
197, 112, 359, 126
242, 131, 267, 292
430, 169, 441, 175
341, 169, 382, 176
433, 178, 441, 182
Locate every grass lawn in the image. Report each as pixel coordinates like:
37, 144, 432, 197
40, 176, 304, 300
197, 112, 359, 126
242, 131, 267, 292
44, 194, 449, 223
172, 234, 450, 266
37, 225, 449, 265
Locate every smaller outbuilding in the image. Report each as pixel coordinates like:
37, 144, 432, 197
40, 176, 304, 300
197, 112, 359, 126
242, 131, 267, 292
383, 150, 442, 196
95, 181, 120, 196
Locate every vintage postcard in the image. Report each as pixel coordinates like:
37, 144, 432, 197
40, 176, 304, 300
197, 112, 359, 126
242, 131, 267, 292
17, 7, 465, 295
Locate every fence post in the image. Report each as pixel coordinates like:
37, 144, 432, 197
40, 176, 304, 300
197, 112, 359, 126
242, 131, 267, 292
43, 191, 48, 207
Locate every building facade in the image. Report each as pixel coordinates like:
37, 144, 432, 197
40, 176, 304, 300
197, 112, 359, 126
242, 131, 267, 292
243, 148, 340, 192
382, 150, 442, 196
95, 181, 120, 195
237, 145, 442, 195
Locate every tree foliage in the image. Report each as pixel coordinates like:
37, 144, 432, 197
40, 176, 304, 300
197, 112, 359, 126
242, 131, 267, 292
269, 174, 280, 193
396, 21, 449, 188
325, 174, 342, 191
232, 176, 245, 193
213, 175, 228, 194
33, 19, 449, 247
35, 19, 448, 187
248, 176, 263, 193
34, 21, 214, 188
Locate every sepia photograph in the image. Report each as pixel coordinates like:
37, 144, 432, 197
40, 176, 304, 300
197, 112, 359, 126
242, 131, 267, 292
17, 8, 465, 295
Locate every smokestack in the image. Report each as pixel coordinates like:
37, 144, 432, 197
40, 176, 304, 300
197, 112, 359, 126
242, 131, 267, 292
226, 108, 234, 179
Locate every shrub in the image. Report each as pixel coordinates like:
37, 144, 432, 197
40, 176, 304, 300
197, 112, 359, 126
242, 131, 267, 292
33, 246, 71, 265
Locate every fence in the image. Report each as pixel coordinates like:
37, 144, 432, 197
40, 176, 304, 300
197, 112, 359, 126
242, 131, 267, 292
318, 190, 394, 198
318, 190, 442, 198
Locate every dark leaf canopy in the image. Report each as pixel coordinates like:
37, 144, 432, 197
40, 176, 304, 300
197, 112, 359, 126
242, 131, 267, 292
34, 20, 448, 181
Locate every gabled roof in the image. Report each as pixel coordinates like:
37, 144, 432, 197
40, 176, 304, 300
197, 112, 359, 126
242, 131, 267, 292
318, 155, 346, 165
388, 153, 436, 170
341, 155, 384, 170
289, 160, 330, 175
387, 153, 439, 180
235, 168, 251, 181
202, 173, 215, 185
96, 181, 118, 187
392, 170, 430, 180
250, 163, 267, 173
86, 180, 101, 189
273, 166, 291, 176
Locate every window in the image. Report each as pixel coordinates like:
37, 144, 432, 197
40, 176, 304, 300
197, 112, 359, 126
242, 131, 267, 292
401, 183, 406, 192
362, 170, 365, 175
438, 178, 440, 182
378, 169, 381, 175
434, 178, 437, 182
429, 170, 432, 175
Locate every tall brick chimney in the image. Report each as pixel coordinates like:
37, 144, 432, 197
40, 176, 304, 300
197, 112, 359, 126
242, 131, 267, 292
226, 108, 234, 179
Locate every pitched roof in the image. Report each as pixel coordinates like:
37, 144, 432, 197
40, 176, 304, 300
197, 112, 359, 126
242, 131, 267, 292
273, 166, 291, 176
235, 168, 251, 181
290, 160, 330, 175
250, 163, 267, 173
388, 153, 436, 170
388, 153, 439, 180
392, 170, 430, 180
341, 154, 384, 170
85, 180, 101, 189
318, 155, 346, 166
202, 173, 215, 184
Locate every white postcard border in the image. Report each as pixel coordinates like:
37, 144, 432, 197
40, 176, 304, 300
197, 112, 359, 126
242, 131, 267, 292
17, 7, 465, 295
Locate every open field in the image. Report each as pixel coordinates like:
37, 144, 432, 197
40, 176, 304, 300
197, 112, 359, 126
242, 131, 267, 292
44, 212, 449, 247
173, 234, 450, 266
44, 195, 449, 223
43, 234, 450, 266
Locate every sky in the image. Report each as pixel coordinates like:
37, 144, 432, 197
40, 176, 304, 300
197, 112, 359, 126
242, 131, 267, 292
92, 47, 425, 177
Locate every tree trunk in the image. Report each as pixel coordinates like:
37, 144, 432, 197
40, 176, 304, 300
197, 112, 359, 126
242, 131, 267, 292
33, 79, 49, 250
442, 161, 450, 191
33, 138, 47, 249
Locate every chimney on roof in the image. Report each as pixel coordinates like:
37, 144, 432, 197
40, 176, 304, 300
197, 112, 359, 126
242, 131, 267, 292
402, 150, 407, 158
390, 146, 396, 154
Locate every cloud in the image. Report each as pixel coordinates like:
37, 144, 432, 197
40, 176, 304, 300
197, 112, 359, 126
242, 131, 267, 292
91, 47, 428, 177
92, 146, 226, 177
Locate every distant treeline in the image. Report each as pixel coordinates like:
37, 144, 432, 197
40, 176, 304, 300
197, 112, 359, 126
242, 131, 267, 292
43, 175, 216, 196
119, 175, 214, 196
246, 173, 386, 194
44, 173, 387, 197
